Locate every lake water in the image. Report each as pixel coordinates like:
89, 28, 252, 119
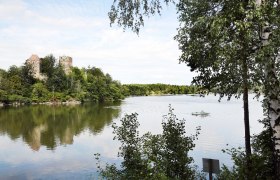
0, 95, 264, 179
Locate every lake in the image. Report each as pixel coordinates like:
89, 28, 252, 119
0, 95, 264, 179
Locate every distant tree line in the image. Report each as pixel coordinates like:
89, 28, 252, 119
0, 55, 200, 105
122, 84, 199, 96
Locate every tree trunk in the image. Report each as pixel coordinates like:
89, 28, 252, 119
240, 1, 252, 177
256, 0, 280, 176
242, 53, 252, 178
243, 83, 251, 159
264, 66, 280, 177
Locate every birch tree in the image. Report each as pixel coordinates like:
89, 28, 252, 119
108, 0, 280, 176
255, 0, 280, 175
176, 0, 280, 175
108, 0, 174, 34
175, 1, 261, 177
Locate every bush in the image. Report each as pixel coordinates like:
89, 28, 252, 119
95, 106, 205, 180
217, 120, 275, 180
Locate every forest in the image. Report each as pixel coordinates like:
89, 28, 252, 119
0, 54, 197, 105
0, 55, 124, 104
122, 84, 199, 96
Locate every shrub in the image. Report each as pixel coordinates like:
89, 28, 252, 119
95, 106, 204, 180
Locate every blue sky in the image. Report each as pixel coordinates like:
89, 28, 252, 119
0, 0, 195, 85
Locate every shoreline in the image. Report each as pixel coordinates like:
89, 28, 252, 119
0, 94, 201, 108
0, 100, 81, 107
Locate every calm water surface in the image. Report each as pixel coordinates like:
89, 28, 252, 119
0, 95, 263, 179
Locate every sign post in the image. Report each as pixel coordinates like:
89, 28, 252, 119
202, 158, 220, 180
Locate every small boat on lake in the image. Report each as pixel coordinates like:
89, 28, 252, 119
191, 111, 210, 117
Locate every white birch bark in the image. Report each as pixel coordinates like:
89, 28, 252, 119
256, 0, 280, 155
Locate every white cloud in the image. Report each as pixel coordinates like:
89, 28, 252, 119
0, 0, 194, 85
0, 0, 26, 19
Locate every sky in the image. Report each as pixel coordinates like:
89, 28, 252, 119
0, 0, 195, 85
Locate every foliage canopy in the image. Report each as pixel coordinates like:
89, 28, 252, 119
95, 106, 204, 180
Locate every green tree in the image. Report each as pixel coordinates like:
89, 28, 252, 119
109, 1, 280, 176
175, 0, 280, 176
0, 65, 36, 103
109, 83, 123, 101
123, 84, 192, 96
87, 67, 104, 77
254, 1, 280, 175
217, 119, 275, 179
112, 113, 148, 179
46, 65, 67, 92
31, 83, 50, 102
109, 0, 280, 176
40, 54, 56, 77
161, 106, 199, 179
95, 106, 202, 179
84, 67, 124, 102
6, 66, 24, 98
175, 1, 259, 175
0, 57, 124, 104
21, 63, 36, 97
109, 0, 174, 34
0, 69, 8, 102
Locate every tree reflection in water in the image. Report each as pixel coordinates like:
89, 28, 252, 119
0, 102, 121, 151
